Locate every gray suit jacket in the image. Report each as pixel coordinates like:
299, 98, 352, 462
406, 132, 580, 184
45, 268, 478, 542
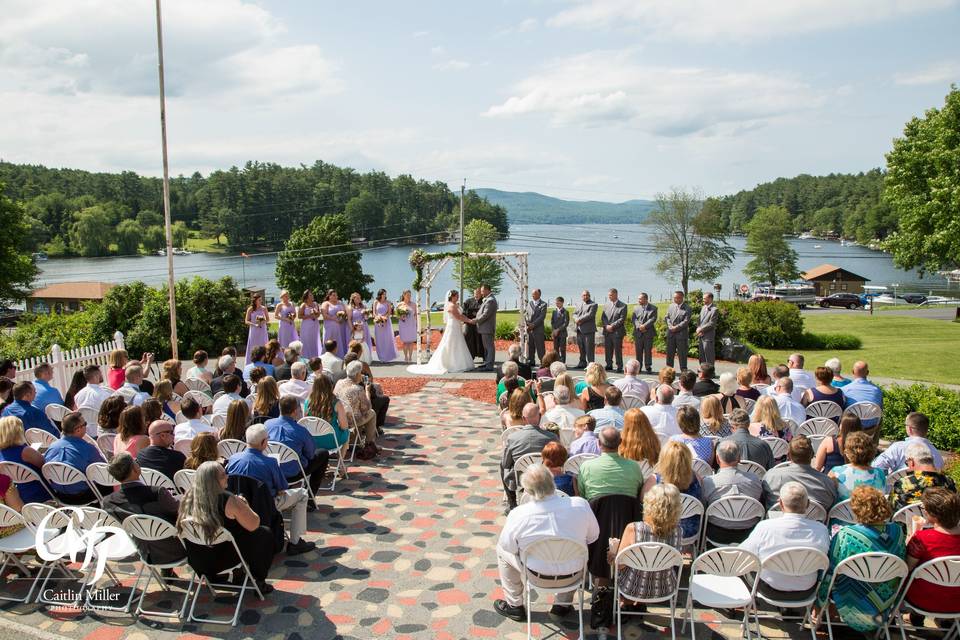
525, 299, 548, 333
632, 303, 658, 334
698, 303, 718, 338
551, 307, 569, 337
665, 302, 691, 333
761, 462, 838, 509
475, 294, 498, 335
501, 425, 559, 490
601, 300, 628, 337
573, 300, 598, 335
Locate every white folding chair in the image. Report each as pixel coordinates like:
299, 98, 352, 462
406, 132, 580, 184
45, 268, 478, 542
742, 397, 757, 414
266, 441, 316, 503
762, 436, 789, 460
892, 502, 924, 528
737, 459, 767, 479
796, 417, 839, 439
299, 416, 347, 490
344, 410, 366, 462
78, 406, 100, 437
751, 383, 769, 393
691, 457, 714, 480
26, 504, 84, 606
42, 462, 99, 506
178, 519, 266, 626
44, 403, 71, 425
701, 495, 765, 550
781, 418, 800, 439
70, 506, 138, 613
175, 411, 188, 424
217, 439, 246, 460
558, 427, 575, 448
614, 542, 684, 640
518, 489, 568, 505
812, 552, 908, 640
0, 504, 46, 603
847, 401, 882, 425
122, 514, 192, 620
183, 390, 214, 410
85, 462, 118, 503
210, 413, 227, 431
890, 556, 960, 640
184, 378, 212, 396
621, 393, 647, 409
805, 401, 842, 422
140, 467, 178, 494
96, 433, 116, 462
753, 547, 829, 640
680, 493, 705, 553
24, 428, 57, 449
828, 499, 856, 526
501, 425, 523, 446
212, 390, 225, 402
520, 536, 589, 640
886, 467, 912, 492
174, 468, 196, 495
0, 461, 56, 505
174, 438, 194, 455
682, 547, 761, 640
766, 500, 828, 524
513, 453, 542, 496
562, 452, 597, 476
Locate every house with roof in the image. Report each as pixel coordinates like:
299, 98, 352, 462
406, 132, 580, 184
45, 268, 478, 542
26, 281, 115, 314
801, 264, 870, 296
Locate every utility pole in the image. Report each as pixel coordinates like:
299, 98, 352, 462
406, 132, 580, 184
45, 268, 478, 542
155, 0, 178, 359
459, 179, 465, 301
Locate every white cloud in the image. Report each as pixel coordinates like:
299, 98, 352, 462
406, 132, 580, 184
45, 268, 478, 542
484, 50, 823, 136
547, 0, 957, 41
412, 30, 430, 38
433, 59, 471, 71
894, 61, 960, 86
495, 17, 539, 37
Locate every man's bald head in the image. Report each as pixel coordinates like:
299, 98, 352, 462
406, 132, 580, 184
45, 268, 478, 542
852, 361, 869, 378
657, 384, 674, 405
522, 403, 541, 427
147, 420, 175, 446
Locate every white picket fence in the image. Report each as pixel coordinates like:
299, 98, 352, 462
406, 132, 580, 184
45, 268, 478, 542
13, 331, 125, 394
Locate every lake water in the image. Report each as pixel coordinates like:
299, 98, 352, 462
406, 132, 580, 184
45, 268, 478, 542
35, 223, 957, 307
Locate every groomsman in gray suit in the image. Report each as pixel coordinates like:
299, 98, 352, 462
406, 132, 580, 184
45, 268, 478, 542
473, 284, 499, 372
665, 290, 692, 371
551, 296, 569, 364
524, 289, 548, 365
696, 292, 718, 366
601, 288, 628, 373
632, 292, 658, 374
573, 290, 598, 369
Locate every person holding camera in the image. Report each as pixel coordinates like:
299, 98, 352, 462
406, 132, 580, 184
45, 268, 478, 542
334, 360, 380, 459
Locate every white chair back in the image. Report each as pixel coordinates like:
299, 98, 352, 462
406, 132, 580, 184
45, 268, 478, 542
741, 397, 757, 414
892, 502, 924, 527
520, 536, 588, 590
762, 436, 788, 460
679, 493, 705, 549
140, 467, 178, 494
828, 499, 856, 526
183, 390, 213, 409
751, 383, 768, 392
78, 406, 100, 436
703, 496, 765, 548
737, 459, 766, 478
174, 468, 196, 495
767, 500, 828, 523
692, 546, 761, 578
96, 433, 116, 461
184, 378, 212, 396
781, 418, 800, 438
210, 413, 227, 430
501, 425, 522, 446
835, 551, 907, 583
24, 428, 57, 448
513, 453, 542, 490
846, 401, 882, 423
44, 403, 71, 424
891, 556, 960, 629
691, 457, 714, 479
563, 453, 598, 476
621, 394, 646, 409
0, 461, 55, 500
885, 467, 912, 491
173, 438, 193, 455
614, 542, 683, 600
558, 427, 575, 448
122, 514, 183, 551
85, 462, 117, 498
217, 439, 246, 459
805, 401, 842, 421
41, 462, 97, 504
796, 417, 838, 438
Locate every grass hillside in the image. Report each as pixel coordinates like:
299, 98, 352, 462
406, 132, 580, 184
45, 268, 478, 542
473, 188, 654, 224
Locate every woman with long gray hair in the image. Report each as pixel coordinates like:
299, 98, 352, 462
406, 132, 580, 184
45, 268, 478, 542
177, 461, 276, 592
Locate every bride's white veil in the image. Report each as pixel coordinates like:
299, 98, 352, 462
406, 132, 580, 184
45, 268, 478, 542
443, 289, 457, 323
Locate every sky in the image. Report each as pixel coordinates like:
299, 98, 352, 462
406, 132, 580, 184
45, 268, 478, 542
1, 0, 958, 202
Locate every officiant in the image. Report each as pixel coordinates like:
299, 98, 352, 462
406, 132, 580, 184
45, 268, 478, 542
463, 287, 485, 360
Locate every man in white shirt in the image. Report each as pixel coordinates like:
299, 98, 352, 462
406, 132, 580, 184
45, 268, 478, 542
739, 482, 830, 600
320, 340, 344, 381
542, 386, 584, 431
765, 365, 803, 402
872, 411, 944, 471
118, 364, 150, 406
494, 464, 599, 622
587, 386, 626, 429
641, 384, 679, 437
788, 354, 815, 396
673, 370, 700, 409
612, 359, 649, 401
174, 396, 217, 442
212, 374, 251, 417
279, 362, 312, 402
771, 377, 807, 426
74, 365, 115, 412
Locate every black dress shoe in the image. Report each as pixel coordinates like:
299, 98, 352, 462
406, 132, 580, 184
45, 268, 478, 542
495, 599, 527, 622
286, 539, 317, 555
550, 604, 573, 619
644, 368, 653, 374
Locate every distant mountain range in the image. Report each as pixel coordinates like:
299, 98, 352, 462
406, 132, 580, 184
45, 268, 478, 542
472, 188, 655, 224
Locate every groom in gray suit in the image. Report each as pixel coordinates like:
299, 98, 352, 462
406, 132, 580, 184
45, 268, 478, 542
573, 290, 598, 369
601, 288, 628, 373
524, 289, 548, 366
473, 284, 498, 371
696, 292, 718, 366
632, 292, 658, 374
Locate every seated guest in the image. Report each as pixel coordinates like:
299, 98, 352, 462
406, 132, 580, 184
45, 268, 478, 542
141, 398, 164, 425
43, 411, 104, 504
493, 464, 598, 622
177, 460, 277, 594
185, 350, 213, 384
641, 385, 679, 437
502, 388, 530, 429
787, 353, 815, 396
212, 374, 250, 417
114, 405, 150, 457
540, 371, 576, 412
136, 420, 186, 480
698, 395, 731, 437
0, 416, 51, 503
174, 396, 217, 442
272, 349, 297, 382
107, 349, 154, 391
579, 363, 612, 412
73, 364, 113, 410
740, 482, 830, 602
889, 443, 957, 512
722, 409, 774, 470
814, 412, 862, 473
815, 486, 904, 635
712, 371, 749, 414
334, 361, 380, 459
535, 351, 559, 382
119, 364, 151, 406
829, 431, 886, 501
692, 363, 719, 397
0, 473, 24, 521
671, 405, 714, 465
304, 375, 351, 458
242, 345, 274, 382
533, 360, 564, 399
501, 404, 557, 510
152, 380, 180, 421
701, 441, 764, 544
212, 347, 236, 378
305, 357, 326, 385
650, 367, 676, 403
265, 396, 330, 499
319, 340, 345, 381
771, 377, 807, 426
63, 371, 86, 411
577, 427, 646, 502
656, 441, 701, 540
587, 386, 626, 429
541, 441, 574, 495
735, 367, 760, 401
341, 354, 389, 430
542, 385, 584, 431
801, 366, 845, 413
211, 355, 250, 398
568, 415, 600, 456
497, 344, 532, 383
184, 432, 219, 470
496, 367, 524, 405
609, 483, 683, 603
251, 377, 281, 422
278, 362, 312, 402
31, 363, 64, 413
0, 361, 14, 380
673, 370, 700, 409
873, 412, 944, 472
613, 359, 650, 401
750, 395, 787, 439
749, 354, 772, 386
219, 400, 252, 442
95, 396, 126, 437
762, 436, 837, 509
162, 359, 189, 398
225, 424, 315, 555
825, 357, 851, 388
619, 409, 660, 468
904, 488, 960, 627
265, 339, 284, 368
288, 341, 308, 365
0, 378, 12, 414
766, 365, 802, 402
2, 381, 57, 437
842, 361, 883, 426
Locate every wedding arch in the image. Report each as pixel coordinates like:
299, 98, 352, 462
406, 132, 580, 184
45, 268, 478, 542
408, 249, 529, 365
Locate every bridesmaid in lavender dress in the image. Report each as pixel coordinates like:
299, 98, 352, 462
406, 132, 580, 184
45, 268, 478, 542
321, 290, 349, 358
244, 294, 269, 358
372, 289, 397, 363
274, 290, 299, 348
396, 289, 418, 363
348, 292, 374, 355
298, 289, 321, 358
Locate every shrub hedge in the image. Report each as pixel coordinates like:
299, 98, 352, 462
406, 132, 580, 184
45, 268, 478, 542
797, 332, 862, 350
881, 383, 960, 452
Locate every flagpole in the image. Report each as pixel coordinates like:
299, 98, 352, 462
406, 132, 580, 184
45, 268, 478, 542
155, 0, 178, 360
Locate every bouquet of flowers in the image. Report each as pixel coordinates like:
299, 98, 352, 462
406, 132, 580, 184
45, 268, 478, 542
374, 315, 387, 327
396, 303, 409, 320
256, 315, 265, 327
336, 309, 348, 323
284, 309, 295, 322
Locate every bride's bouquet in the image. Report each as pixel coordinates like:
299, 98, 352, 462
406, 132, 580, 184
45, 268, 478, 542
374, 314, 387, 327
396, 303, 410, 320
336, 309, 348, 323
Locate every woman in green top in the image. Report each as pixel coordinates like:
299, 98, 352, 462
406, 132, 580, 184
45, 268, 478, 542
304, 375, 351, 457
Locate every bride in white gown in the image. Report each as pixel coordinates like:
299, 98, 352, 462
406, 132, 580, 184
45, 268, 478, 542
407, 290, 475, 375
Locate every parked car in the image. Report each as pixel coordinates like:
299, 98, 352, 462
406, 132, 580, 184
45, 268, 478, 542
901, 293, 928, 304
818, 293, 864, 309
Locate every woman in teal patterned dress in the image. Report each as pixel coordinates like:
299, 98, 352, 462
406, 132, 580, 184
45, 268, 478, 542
304, 374, 351, 458
816, 485, 905, 634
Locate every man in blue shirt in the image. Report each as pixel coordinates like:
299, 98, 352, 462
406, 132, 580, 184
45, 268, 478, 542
226, 424, 315, 555
242, 345, 275, 382
872, 411, 944, 471
842, 361, 884, 427
586, 386, 626, 429
43, 411, 104, 503
264, 396, 329, 498
31, 363, 64, 413
3, 381, 58, 437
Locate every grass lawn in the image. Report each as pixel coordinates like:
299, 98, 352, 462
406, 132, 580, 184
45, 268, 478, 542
186, 234, 229, 254
757, 313, 960, 385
